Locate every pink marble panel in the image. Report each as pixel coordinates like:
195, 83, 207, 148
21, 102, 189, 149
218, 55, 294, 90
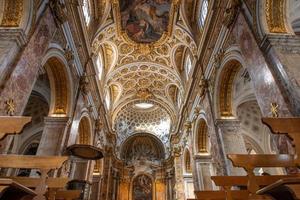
0, 9, 57, 116
231, 14, 291, 117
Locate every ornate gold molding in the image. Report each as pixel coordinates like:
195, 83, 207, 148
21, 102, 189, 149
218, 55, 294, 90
219, 61, 241, 117
197, 119, 208, 153
265, 0, 287, 33
1, 0, 23, 27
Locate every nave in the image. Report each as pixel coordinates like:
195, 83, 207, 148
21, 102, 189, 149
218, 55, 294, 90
0, 0, 300, 200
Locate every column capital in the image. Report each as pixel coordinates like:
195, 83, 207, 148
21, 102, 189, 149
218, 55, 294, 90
261, 34, 300, 53
44, 116, 70, 126
215, 119, 240, 128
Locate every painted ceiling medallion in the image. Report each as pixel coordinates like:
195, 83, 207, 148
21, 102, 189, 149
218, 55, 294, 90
119, 0, 171, 43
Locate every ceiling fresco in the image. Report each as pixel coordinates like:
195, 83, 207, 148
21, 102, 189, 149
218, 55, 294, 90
119, 0, 171, 43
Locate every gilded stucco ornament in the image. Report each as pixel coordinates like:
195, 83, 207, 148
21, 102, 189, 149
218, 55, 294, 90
1, 0, 23, 27
270, 102, 279, 117
199, 77, 208, 98
223, 0, 241, 28
5, 99, 15, 116
49, 0, 68, 25
184, 121, 192, 134
265, 0, 287, 33
172, 145, 182, 157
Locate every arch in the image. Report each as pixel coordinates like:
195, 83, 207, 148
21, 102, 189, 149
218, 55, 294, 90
42, 49, 74, 117
77, 115, 93, 145
108, 83, 121, 106
101, 42, 118, 74
195, 119, 209, 154
167, 84, 181, 108
184, 148, 192, 174
218, 60, 242, 117
120, 133, 165, 162
173, 45, 186, 76
257, 0, 295, 35
44, 57, 70, 116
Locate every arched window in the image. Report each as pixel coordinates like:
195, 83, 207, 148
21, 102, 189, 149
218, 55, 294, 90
105, 92, 110, 109
96, 54, 103, 80
82, 0, 91, 25
185, 54, 192, 78
198, 0, 209, 28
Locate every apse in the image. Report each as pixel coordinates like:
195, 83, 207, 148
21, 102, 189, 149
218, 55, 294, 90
114, 102, 171, 157
119, 0, 171, 43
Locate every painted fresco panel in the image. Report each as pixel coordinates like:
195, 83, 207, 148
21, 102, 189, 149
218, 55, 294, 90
119, 0, 171, 43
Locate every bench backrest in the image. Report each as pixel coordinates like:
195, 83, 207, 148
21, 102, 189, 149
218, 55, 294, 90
8, 177, 69, 188
227, 154, 295, 169
0, 155, 68, 170
212, 175, 300, 187
262, 118, 300, 134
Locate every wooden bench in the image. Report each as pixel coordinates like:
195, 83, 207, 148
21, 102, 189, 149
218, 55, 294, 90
7, 177, 81, 200
0, 116, 31, 140
0, 155, 68, 200
50, 189, 81, 200
0, 178, 36, 200
194, 190, 249, 200
257, 177, 300, 200
262, 117, 300, 165
227, 154, 296, 198
211, 175, 299, 200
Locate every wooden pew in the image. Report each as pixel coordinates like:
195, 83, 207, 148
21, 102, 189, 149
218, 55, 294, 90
194, 190, 249, 200
257, 177, 300, 200
227, 154, 296, 198
0, 178, 36, 200
50, 189, 81, 200
0, 116, 31, 140
262, 117, 300, 165
0, 155, 68, 200
211, 175, 298, 200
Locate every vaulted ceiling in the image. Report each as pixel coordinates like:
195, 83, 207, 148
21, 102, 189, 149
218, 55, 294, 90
92, 0, 197, 156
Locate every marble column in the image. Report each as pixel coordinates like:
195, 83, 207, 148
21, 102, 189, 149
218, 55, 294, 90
37, 117, 70, 156
216, 119, 247, 175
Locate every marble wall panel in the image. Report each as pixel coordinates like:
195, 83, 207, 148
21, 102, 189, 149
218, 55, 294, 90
229, 13, 291, 117
0, 8, 56, 116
